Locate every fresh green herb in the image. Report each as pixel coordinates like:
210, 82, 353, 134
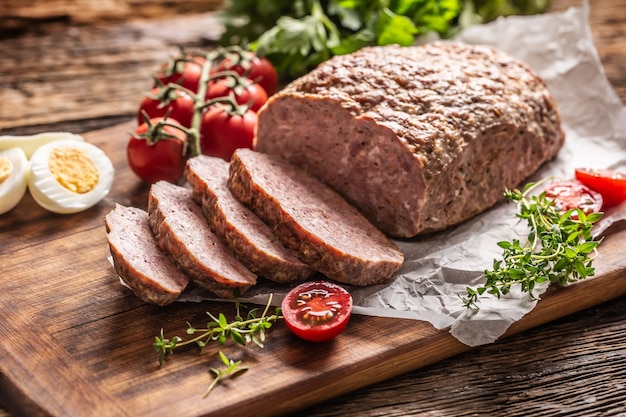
218, 0, 551, 78
459, 0, 552, 27
153, 294, 283, 366
462, 180, 603, 310
204, 351, 248, 398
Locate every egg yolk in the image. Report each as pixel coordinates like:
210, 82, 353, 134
0, 157, 12, 183
48, 147, 99, 194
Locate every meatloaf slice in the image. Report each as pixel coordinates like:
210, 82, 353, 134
104, 204, 188, 306
186, 155, 316, 283
148, 180, 256, 298
254, 41, 565, 238
228, 148, 404, 286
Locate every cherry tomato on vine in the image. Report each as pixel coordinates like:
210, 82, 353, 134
127, 117, 188, 184
155, 57, 205, 93
200, 106, 257, 161
214, 53, 279, 96
137, 87, 195, 128
574, 167, 626, 208
281, 281, 353, 343
544, 180, 603, 218
205, 78, 268, 113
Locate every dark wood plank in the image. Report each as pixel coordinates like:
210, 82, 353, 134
297, 292, 626, 417
1, 0, 626, 415
0, 295, 130, 417
0, 0, 224, 34
0, 13, 223, 134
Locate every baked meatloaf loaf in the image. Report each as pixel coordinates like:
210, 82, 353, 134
105, 204, 189, 306
228, 148, 404, 286
186, 155, 315, 283
254, 41, 565, 238
148, 180, 257, 298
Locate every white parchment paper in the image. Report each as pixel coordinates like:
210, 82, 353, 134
172, 1, 626, 347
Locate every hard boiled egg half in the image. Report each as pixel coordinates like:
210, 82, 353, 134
0, 147, 29, 215
28, 139, 114, 214
0, 131, 85, 158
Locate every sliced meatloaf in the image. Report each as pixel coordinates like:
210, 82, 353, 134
104, 204, 188, 306
186, 155, 316, 283
254, 41, 565, 238
147, 180, 256, 298
228, 148, 404, 286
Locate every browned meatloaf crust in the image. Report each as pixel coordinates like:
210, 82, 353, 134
254, 41, 565, 238
228, 148, 404, 286
147, 180, 256, 298
186, 155, 316, 283
104, 204, 188, 306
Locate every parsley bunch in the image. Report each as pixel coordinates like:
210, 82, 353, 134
218, 0, 551, 78
463, 181, 603, 310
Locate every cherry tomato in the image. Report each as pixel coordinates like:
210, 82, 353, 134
214, 52, 279, 96
200, 105, 257, 161
544, 180, 603, 217
205, 78, 268, 113
575, 168, 626, 208
155, 56, 205, 93
137, 87, 195, 128
281, 281, 353, 343
127, 117, 188, 184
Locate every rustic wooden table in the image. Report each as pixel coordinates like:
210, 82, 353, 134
1, 0, 625, 415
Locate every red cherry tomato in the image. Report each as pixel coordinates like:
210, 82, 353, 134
127, 117, 188, 184
205, 78, 268, 113
214, 53, 279, 96
137, 87, 195, 128
155, 57, 205, 93
200, 106, 257, 161
544, 180, 603, 217
281, 281, 353, 343
574, 168, 626, 208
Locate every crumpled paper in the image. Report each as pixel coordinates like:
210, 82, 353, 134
174, 1, 626, 347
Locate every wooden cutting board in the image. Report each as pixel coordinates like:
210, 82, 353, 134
2, 120, 626, 417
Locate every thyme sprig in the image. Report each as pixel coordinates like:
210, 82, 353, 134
153, 294, 282, 366
462, 180, 604, 310
204, 351, 248, 398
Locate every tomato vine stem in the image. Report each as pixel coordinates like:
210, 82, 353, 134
151, 45, 260, 159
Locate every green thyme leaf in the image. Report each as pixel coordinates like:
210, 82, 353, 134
462, 179, 603, 310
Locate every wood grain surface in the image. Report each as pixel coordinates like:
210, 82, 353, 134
0, 0, 224, 34
1, 0, 626, 416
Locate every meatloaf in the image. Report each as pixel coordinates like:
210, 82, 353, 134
228, 148, 404, 286
254, 41, 565, 238
186, 155, 316, 283
148, 180, 257, 298
104, 204, 188, 306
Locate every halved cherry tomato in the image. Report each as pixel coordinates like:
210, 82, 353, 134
137, 87, 195, 128
205, 78, 268, 113
575, 168, 626, 208
155, 56, 205, 93
200, 105, 257, 161
127, 117, 188, 184
281, 281, 353, 343
544, 180, 603, 218
213, 52, 279, 96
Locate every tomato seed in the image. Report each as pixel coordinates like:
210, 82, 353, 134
295, 288, 345, 325
301, 307, 335, 323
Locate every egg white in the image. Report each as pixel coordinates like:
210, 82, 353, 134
0, 147, 29, 215
28, 139, 114, 214
0, 132, 84, 159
